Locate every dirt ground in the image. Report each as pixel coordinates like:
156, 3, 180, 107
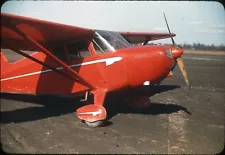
1, 52, 225, 154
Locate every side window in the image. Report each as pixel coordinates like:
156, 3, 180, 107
54, 46, 66, 61
1, 49, 35, 63
66, 41, 91, 60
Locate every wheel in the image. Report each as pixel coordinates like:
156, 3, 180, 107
84, 120, 104, 127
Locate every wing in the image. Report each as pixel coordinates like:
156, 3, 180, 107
120, 32, 176, 44
1, 13, 95, 90
1, 13, 95, 50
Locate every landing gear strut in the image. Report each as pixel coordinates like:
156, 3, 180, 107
76, 89, 107, 127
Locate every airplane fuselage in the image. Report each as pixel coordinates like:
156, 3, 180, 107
0, 45, 175, 95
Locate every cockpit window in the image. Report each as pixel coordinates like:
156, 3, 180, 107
92, 30, 131, 53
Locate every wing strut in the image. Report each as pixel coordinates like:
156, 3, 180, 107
4, 22, 94, 90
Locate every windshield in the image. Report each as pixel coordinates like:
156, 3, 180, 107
92, 30, 131, 53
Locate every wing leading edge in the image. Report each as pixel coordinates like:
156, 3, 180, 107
1, 13, 95, 51
120, 31, 176, 44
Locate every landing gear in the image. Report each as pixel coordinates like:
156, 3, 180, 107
84, 120, 104, 127
76, 89, 107, 127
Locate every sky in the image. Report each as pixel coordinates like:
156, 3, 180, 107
1, 1, 225, 46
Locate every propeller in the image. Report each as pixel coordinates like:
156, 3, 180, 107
163, 13, 191, 88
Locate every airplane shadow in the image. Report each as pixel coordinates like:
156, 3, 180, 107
0, 94, 83, 124
0, 85, 191, 125
105, 85, 191, 121
105, 102, 191, 121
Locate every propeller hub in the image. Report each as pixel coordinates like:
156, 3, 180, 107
171, 47, 184, 59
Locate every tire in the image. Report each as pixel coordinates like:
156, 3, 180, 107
84, 120, 104, 127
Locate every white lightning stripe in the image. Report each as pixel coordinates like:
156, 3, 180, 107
1, 69, 52, 81
69, 57, 122, 67
78, 109, 102, 116
1, 57, 122, 82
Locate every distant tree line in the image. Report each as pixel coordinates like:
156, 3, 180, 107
177, 43, 225, 51
148, 43, 225, 51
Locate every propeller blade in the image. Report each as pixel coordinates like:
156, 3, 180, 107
163, 13, 176, 46
176, 57, 190, 88
163, 13, 191, 88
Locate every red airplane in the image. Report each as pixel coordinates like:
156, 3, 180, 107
0, 13, 190, 127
